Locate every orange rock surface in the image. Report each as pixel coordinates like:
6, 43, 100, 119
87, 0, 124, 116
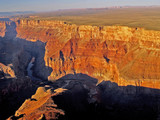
0, 21, 6, 37
0, 63, 15, 78
8, 87, 66, 120
1, 19, 160, 89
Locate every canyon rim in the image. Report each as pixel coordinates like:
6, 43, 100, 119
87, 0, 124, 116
0, 5, 160, 120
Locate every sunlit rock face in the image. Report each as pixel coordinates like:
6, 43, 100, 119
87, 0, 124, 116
1, 19, 160, 120
0, 63, 15, 78
0, 19, 160, 88
0, 21, 6, 37
11, 19, 160, 88
8, 87, 65, 120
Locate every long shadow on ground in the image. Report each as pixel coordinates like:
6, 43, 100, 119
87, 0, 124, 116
52, 73, 160, 120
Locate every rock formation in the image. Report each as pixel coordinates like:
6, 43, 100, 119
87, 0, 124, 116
8, 87, 65, 120
9, 76, 160, 120
1, 19, 160, 120
0, 21, 6, 37
0, 63, 15, 78
0, 29, 42, 119
11, 19, 160, 88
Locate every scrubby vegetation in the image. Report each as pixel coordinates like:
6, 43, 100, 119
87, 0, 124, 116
24, 7, 160, 31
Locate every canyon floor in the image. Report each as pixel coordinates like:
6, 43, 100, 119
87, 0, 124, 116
0, 14, 160, 120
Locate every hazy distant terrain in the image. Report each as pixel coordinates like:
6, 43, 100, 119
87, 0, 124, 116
0, 11, 35, 17
26, 6, 160, 31
1, 6, 160, 120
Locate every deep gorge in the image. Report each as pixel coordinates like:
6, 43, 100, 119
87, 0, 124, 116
0, 19, 160, 120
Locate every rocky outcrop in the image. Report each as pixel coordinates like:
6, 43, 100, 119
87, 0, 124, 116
0, 74, 35, 120
8, 87, 65, 120
0, 63, 15, 78
10, 75, 160, 120
0, 21, 6, 37
13, 19, 160, 88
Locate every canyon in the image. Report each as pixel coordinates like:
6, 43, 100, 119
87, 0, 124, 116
0, 19, 160, 120
14, 19, 160, 88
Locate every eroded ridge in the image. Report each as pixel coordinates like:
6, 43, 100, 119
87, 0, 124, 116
9, 19, 160, 88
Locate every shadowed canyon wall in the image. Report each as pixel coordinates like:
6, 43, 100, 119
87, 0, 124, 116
8, 74, 160, 120
1, 19, 160, 120
2, 19, 159, 89
0, 21, 52, 119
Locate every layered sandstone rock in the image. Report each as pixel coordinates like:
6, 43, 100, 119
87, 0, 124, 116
0, 63, 15, 78
1, 19, 160, 88
12, 19, 160, 89
1, 18, 160, 120
0, 21, 6, 37
8, 87, 66, 120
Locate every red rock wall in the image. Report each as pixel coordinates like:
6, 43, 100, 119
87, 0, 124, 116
0, 22, 6, 37
10, 19, 160, 88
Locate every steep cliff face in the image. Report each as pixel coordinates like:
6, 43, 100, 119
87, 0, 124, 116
1, 19, 160, 120
0, 30, 43, 119
0, 37, 32, 77
0, 21, 6, 37
13, 19, 160, 89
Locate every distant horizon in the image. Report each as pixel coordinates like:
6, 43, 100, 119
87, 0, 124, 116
0, 0, 160, 12
0, 5, 160, 13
